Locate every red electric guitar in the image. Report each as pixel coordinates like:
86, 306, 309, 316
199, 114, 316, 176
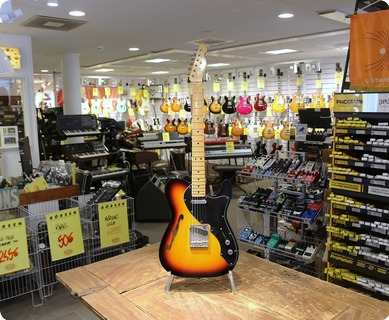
159, 44, 239, 278
254, 69, 267, 112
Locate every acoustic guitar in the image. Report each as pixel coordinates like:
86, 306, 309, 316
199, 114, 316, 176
159, 44, 239, 278
271, 69, 286, 113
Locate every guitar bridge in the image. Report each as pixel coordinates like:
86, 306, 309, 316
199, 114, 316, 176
190, 225, 209, 248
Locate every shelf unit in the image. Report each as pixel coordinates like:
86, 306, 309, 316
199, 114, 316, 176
236, 151, 326, 277
326, 112, 389, 297
0, 95, 24, 138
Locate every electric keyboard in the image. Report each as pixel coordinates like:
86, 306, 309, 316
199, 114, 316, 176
138, 132, 186, 150
57, 114, 101, 138
204, 144, 253, 160
63, 141, 110, 161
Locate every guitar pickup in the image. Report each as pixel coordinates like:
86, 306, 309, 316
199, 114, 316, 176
190, 225, 209, 248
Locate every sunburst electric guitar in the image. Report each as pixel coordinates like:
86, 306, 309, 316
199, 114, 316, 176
159, 45, 239, 278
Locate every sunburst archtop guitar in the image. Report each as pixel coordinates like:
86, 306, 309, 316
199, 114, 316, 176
159, 45, 239, 278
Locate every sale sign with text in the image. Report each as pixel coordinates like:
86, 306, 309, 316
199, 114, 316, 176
46, 208, 84, 261
0, 218, 30, 276
98, 199, 129, 248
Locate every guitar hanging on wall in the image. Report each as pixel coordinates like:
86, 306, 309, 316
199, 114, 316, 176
222, 73, 237, 114
271, 69, 286, 113
159, 44, 239, 278
253, 69, 267, 112
290, 66, 304, 113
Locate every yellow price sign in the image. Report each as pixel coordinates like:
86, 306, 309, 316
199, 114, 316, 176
128, 107, 135, 117
46, 208, 85, 262
98, 199, 129, 248
241, 81, 249, 91
130, 87, 136, 97
92, 88, 99, 97
275, 128, 281, 140
0, 218, 30, 276
173, 84, 179, 93
164, 86, 169, 93
257, 77, 265, 89
227, 80, 234, 91
335, 72, 343, 85
226, 141, 235, 153
105, 87, 111, 96
118, 86, 123, 94
162, 132, 170, 141
143, 89, 149, 98
296, 77, 303, 86
316, 79, 322, 89
213, 82, 221, 92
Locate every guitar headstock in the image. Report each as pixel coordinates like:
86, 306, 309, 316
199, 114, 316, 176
189, 44, 207, 83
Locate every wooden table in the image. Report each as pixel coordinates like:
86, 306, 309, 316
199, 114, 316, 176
57, 244, 389, 320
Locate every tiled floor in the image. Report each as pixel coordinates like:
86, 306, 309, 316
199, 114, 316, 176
0, 183, 249, 320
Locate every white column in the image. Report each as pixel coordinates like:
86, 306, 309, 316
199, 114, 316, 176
61, 53, 81, 115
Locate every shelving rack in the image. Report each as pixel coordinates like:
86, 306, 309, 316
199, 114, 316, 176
326, 112, 389, 297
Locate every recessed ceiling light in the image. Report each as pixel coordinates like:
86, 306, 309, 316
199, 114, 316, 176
69, 10, 85, 17
95, 68, 114, 72
47, 0, 58, 7
208, 63, 230, 67
265, 49, 297, 55
129, 47, 139, 51
152, 71, 169, 74
278, 13, 294, 18
146, 58, 171, 63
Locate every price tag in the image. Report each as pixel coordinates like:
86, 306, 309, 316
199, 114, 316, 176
46, 208, 85, 262
143, 89, 149, 98
316, 79, 322, 89
162, 132, 170, 141
164, 86, 169, 94
24, 176, 49, 193
98, 199, 129, 248
179, 109, 187, 118
173, 84, 179, 93
105, 87, 111, 96
257, 77, 265, 89
226, 142, 235, 153
227, 80, 234, 91
118, 86, 123, 94
335, 71, 343, 85
258, 126, 264, 137
241, 81, 249, 91
244, 127, 249, 135
213, 82, 221, 92
0, 218, 30, 276
92, 88, 99, 97
275, 128, 281, 140
128, 108, 135, 117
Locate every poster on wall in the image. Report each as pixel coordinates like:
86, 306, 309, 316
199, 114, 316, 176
46, 207, 85, 261
0, 218, 30, 276
0, 126, 19, 149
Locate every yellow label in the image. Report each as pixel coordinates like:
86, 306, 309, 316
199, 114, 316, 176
213, 82, 221, 92
118, 86, 123, 94
258, 126, 264, 137
258, 77, 265, 89
130, 87, 136, 97
335, 160, 348, 166
179, 109, 186, 118
128, 108, 135, 117
275, 128, 281, 140
316, 79, 322, 89
335, 71, 343, 85
24, 176, 49, 193
241, 81, 249, 91
333, 93, 363, 112
333, 174, 346, 181
330, 180, 362, 193
337, 145, 349, 150
105, 87, 111, 96
173, 84, 179, 93
164, 86, 169, 93
162, 132, 170, 141
333, 204, 347, 211
244, 127, 249, 135
296, 77, 302, 86
226, 142, 235, 153
0, 218, 30, 276
336, 129, 348, 134
92, 88, 99, 97
143, 89, 149, 98
227, 80, 234, 91
46, 208, 85, 262
98, 199, 129, 248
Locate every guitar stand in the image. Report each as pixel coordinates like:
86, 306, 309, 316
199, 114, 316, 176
164, 270, 237, 295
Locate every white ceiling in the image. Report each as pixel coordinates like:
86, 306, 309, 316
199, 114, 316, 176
1, 0, 386, 78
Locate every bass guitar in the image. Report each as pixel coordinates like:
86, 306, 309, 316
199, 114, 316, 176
159, 44, 239, 278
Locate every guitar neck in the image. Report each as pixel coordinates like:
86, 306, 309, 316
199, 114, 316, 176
191, 82, 206, 197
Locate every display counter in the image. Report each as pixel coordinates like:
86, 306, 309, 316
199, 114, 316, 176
57, 243, 389, 320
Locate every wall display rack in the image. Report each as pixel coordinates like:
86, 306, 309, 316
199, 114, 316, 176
236, 151, 326, 277
326, 112, 389, 297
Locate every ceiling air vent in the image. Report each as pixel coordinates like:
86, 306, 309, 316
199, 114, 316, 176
22, 15, 87, 31
187, 38, 235, 46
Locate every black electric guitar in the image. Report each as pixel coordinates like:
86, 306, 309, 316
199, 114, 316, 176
159, 45, 239, 278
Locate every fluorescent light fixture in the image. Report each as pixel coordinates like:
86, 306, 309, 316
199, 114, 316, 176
95, 68, 114, 72
41, 69, 49, 72
152, 71, 169, 74
129, 47, 139, 51
69, 10, 85, 17
145, 58, 170, 63
47, 0, 58, 7
0, 48, 13, 73
278, 13, 294, 18
208, 63, 230, 67
265, 48, 297, 55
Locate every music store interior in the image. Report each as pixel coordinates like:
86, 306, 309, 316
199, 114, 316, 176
1, 0, 389, 319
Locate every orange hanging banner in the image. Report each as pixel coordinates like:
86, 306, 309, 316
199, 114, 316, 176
349, 11, 389, 92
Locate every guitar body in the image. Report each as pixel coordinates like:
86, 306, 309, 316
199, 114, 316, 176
280, 121, 291, 141
164, 119, 177, 132
271, 93, 286, 113
311, 93, 326, 108
222, 96, 236, 114
263, 120, 275, 139
218, 121, 229, 137
159, 178, 239, 277
254, 94, 267, 112
160, 98, 169, 113
117, 97, 127, 113
209, 96, 222, 114
289, 93, 304, 113
231, 120, 243, 137
204, 120, 215, 135
171, 97, 182, 112
236, 96, 253, 115
177, 119, 189, 135
184, 98, 191, 112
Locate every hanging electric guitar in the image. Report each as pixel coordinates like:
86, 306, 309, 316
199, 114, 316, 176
218, 120, 229, 137
236, 72, 253, 115
271, 69, 286, 113
177, 119, 189, 135
280, 120, 291, 141
263, 120, 275, 139
222, 73, 237, 114
311, 70, 326, 108
254, 69, 267, 112
204, 119, 216, 135
160, 98, 169, 113
159, 44, 239, 278
164, 119, 177, 132
231, 119, 243, 137
184, 97, 191, 112
290, 66, 304, 113
209, 96, 222, 114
